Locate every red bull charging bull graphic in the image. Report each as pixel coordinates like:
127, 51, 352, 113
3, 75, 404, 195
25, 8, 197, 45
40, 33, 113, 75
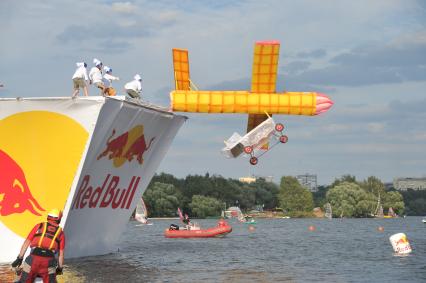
0, 150, 45, 216
97, 125, 155, 167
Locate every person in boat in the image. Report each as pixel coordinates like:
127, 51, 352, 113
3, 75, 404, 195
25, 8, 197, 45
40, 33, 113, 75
11, 209, 65, 282
217, 218, 228, 227
71, 62, 89, 97
182, 214, 191, 228
124, 74, 142, 99
182, 213, 199, 230
102, 66, 119, 96
89, 58, 106, 96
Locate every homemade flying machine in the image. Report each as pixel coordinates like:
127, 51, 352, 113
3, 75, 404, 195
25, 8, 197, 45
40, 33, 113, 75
221, 115, 288, 165
170, 40, 333, 165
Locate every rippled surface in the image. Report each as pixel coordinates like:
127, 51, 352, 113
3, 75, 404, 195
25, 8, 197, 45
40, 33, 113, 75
1, 217, 425, 282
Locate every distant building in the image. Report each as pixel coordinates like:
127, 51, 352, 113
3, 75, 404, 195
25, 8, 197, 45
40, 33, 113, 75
239, 175, 274, 184
239, 176, 257, 184
296, 174, 318, 192
393, 177, 426, 191
262, 176, 274, 183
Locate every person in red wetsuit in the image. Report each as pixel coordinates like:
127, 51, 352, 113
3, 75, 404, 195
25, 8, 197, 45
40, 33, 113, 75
11, 209, 65, 283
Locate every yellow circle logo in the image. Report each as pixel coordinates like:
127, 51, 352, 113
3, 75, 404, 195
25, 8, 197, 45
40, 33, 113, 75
0, 111, 88, 237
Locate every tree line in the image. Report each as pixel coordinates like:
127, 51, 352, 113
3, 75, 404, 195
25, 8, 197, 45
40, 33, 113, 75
142, 173, 425, 218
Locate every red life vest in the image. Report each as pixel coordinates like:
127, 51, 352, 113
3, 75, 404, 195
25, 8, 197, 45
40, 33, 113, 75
30, 222, 62, 252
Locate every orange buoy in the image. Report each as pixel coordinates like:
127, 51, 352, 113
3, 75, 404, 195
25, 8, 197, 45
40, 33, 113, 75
248, 225, 256, 232
377, 226, 384, 232
308, 225, 316, 231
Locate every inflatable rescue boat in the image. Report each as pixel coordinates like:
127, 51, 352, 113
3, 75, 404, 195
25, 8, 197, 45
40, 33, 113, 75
164, 220, 232, 238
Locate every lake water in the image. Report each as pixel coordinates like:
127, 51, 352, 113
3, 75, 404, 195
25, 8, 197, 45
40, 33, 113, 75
1, 217, 425, 282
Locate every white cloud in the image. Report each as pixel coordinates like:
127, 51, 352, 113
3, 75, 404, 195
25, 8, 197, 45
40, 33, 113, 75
156, 11, 179, 24
111, 2, 138, 14
341, 143, 425, 154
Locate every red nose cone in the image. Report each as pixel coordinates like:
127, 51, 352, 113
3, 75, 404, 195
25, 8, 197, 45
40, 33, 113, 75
315, 93, 334, 115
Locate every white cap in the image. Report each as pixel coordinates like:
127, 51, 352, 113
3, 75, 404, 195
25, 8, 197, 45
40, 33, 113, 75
93, 58, 102, 66
134, 74, 141, 81
103, 66, 112, 73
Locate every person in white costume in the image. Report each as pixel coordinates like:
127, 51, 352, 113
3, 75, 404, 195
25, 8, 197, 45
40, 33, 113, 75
102, 66, 119, 96
124, 74, 142, 99
89, 58, 106, 95
71, 62, 89, 97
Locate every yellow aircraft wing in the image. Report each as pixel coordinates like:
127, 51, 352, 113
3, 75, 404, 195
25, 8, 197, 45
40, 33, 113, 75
247, 40, 280, 133
172, 48, 191, 91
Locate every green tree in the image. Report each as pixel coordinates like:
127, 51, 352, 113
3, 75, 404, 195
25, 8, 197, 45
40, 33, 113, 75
239, 185, 256, 210
405, 198, 426, 215
327, 182, 376, 217
189, 195, 223, 218
278, 176, 314, 215
360, 176, 386, 198
401, 189, 426, 215
144, 182, 181, 217
382, 191, 405, 215
313, 185, 329, 208
250, 178, 279, 209
151, 172, 183, 188
330, 175, 357, 188
182, 174, 242, 210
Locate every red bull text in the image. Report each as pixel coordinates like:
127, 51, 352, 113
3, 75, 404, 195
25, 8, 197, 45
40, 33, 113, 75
71, 175, 140, 210
395, 237, 411, 253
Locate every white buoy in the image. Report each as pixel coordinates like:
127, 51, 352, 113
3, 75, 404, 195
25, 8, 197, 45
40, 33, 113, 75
389, 233, 412, 254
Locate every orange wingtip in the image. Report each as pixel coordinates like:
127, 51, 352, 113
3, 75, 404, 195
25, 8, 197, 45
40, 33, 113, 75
255, 40, 280, 45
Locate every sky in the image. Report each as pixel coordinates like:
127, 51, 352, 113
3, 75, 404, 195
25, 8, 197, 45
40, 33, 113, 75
0, 0, 425, 185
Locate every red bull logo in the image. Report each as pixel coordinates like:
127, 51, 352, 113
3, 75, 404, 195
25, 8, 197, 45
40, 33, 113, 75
0, 150, 45, 216
97, 125, 155, 168
0, 110, 88, 237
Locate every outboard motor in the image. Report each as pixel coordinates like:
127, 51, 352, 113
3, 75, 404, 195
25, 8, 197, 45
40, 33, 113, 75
169, 224, 179, 230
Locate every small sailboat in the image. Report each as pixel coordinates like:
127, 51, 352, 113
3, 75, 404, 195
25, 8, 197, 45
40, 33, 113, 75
135, 197, 153, 225
324, 203, 332, 219
384, 207, 398, 218
373, 194, 384, 218
224, 206, 244, 220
